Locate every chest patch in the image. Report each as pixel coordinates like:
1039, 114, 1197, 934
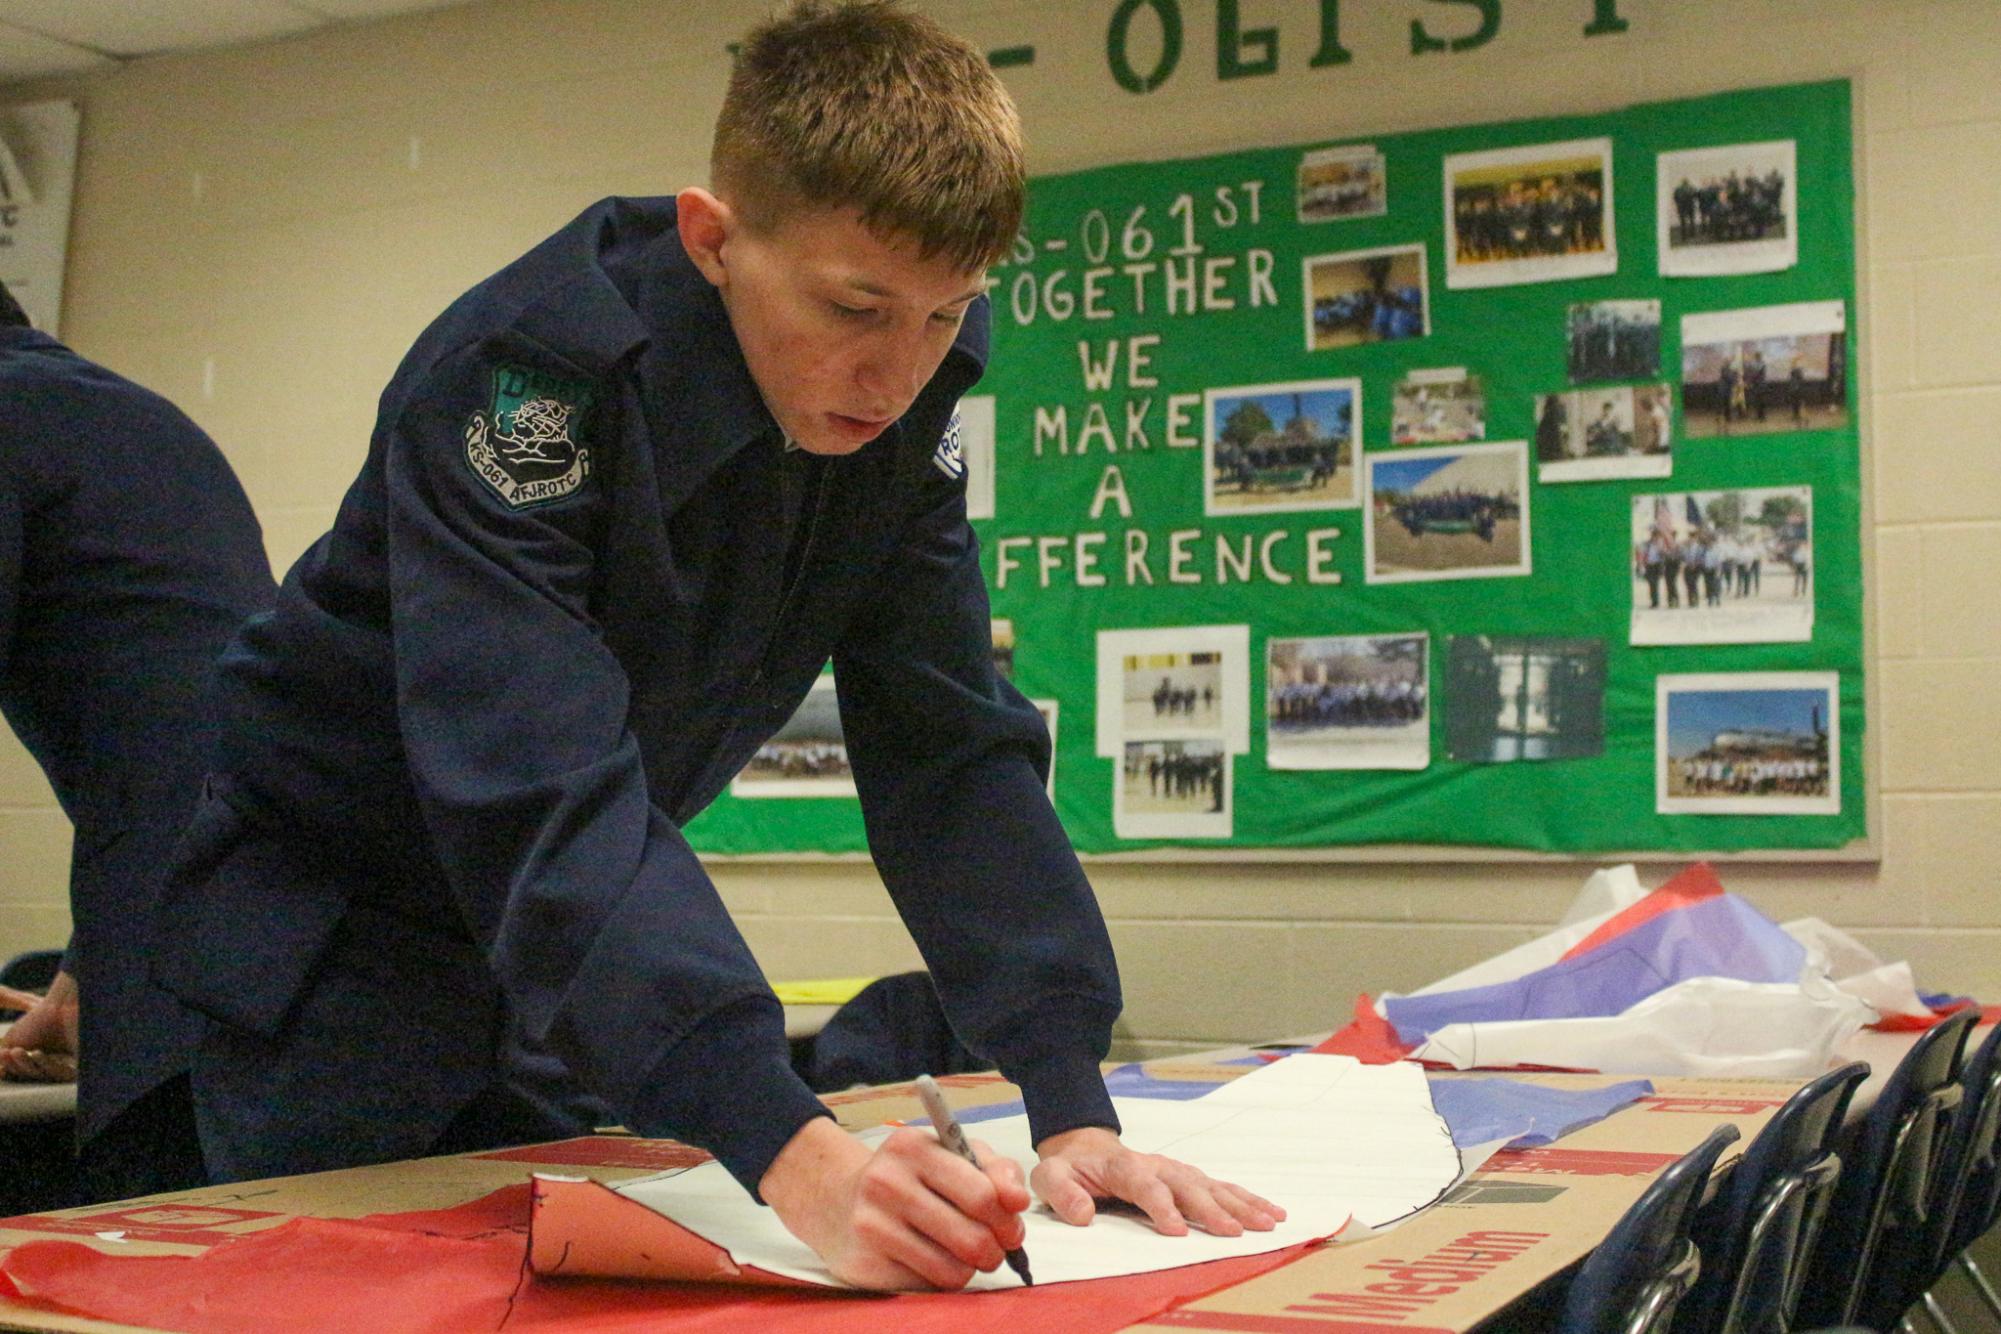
932, 408, 966, 481
463, 363, 596, 508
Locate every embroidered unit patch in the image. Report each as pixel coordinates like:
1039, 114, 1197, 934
463, 363, 596, 507
932, 408, 966, 480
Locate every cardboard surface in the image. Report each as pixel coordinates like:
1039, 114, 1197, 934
0, 1066, 1797, 1334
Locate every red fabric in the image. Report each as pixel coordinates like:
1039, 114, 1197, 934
1310, 994, 1414, 1064
1559, 862, 1725, 963
0, 1187, 1319, 1334
1865, 998, 1997, 1033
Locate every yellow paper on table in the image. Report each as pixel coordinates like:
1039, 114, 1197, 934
769, 977, 876, 1007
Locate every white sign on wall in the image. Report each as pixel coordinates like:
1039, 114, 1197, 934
0, 100, 81, 335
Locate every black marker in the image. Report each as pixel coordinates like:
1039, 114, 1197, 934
915, 1073, 1034, 1286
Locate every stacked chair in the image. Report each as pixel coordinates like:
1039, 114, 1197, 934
1795, 1009, 1980, 1332
1674, 1062, 1870, 1334
1878, 1018, 2001, 1334
1557, 1124, 1742, 1334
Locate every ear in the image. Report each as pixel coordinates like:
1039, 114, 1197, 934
676, 187, 734, 288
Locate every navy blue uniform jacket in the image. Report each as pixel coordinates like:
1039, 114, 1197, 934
160, 198, 1121, 1190
0, 326, 272, 1144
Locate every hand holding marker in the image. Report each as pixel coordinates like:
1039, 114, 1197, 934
915, 1073, 1034, 1286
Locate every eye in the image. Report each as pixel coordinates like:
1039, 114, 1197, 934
931, 305, 971, 326
831, 301, 876, 321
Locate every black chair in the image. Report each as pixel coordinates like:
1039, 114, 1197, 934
796, 971, 992, 1093
1557, 1123, 1742, 1334
0, 948, 63, 996
1898, 1021, 2001, 1334
1675, 1062, 1869, 1334
1795, 1009, 1979, 1331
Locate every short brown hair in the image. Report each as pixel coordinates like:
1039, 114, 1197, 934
715, 1, 1025, 271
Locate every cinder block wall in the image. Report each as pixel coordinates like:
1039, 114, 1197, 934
1, 0, 1995, 1059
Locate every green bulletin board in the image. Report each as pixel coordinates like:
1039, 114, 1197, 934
687, 79, 1865, 859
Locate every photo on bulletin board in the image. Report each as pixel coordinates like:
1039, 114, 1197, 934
1364, 442, 1531, 584
1116, 741, 1231, 840
1657, 672, 1839, 816
1266, 633, 1430, 771
1658, 140, 1798, 278
1535, 383, 1673, 483
1445, 636, 1606, 764
1204, 378, 1360, 516
1297, 143, 1387, 222
1303, 244, 1429, 349
1680, 300, 1847, 437
1392, 369, 1487, 445
730, 673, 856, 799
1444, 137, 1616, 289
1568, 299, 1661, 384
1630, 487, 1813, 645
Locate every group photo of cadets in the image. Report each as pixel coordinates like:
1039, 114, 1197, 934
0, 0, 1996, 1323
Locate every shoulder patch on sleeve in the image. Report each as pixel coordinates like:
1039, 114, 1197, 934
463, 362, 597, 508
932, 407, 966, 480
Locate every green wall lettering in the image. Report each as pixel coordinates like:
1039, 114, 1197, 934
1409, 0, 1502, 55
1217, 0, 1280, 80
1583, 0, 1630, 35
1309, 0, 1353, 68
1107, 0, 1184, 93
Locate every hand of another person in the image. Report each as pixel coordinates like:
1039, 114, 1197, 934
761, 1115, 1029, 1291
1031, 1125, 1284, 1237
0, 970, 79, 1083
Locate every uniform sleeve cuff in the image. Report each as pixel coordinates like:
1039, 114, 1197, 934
622, 996, 832, 1198
1008, 1046, 1120, 1148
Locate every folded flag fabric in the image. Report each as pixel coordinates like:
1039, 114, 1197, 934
1382, 864, 1804, 1047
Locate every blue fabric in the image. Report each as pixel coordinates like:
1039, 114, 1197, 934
1427, 1075, 1654, 1148
1384, 893, 1805, 1045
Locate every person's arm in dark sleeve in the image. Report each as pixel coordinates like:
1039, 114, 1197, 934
832, 438, 1122, 1149
381, 341, 827, 1191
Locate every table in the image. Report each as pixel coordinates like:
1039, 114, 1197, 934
0, 1058, 1806, 1334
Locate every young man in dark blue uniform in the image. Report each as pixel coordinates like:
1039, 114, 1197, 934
0, 281, 275, 1203
157, 1, 1279, 1291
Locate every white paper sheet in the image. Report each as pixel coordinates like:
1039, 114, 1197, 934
611, 1055, 1459, 1290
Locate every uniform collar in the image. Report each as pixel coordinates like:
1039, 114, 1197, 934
510, 198, 660, 376
0, 325, 62, 354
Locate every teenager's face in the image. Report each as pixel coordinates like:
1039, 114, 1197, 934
680, 192, 987, 456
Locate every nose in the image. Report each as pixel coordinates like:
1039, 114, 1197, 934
855, 328, 931, 413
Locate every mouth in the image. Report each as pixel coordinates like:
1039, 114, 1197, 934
826, 412, 894, 442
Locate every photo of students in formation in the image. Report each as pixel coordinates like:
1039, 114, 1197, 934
1444, 139, 1615, 288
1266, 634, 1430, 771
1391, 374, 1486, 445
1681, 302, 1848, 437
1366, 443, 1529, 582
1567, 300, 1661, 384
1657, 141, 1798, 277
1297, 145, 1387, 222
1658, 674, 1837, 815
1444, 636, 1606, 763
1120, 650, 1224, 737
1304, 245, 1427, 350
731, 674, 857, 798
1120, 740, 1227, 815
1630, 487, 1814, 646
1668, 167, 1787, 246
1206, 380, 1358, 513
1536, 384, 1672, 482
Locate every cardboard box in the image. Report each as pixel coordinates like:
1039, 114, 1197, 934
0, 1067, 1794, 1334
